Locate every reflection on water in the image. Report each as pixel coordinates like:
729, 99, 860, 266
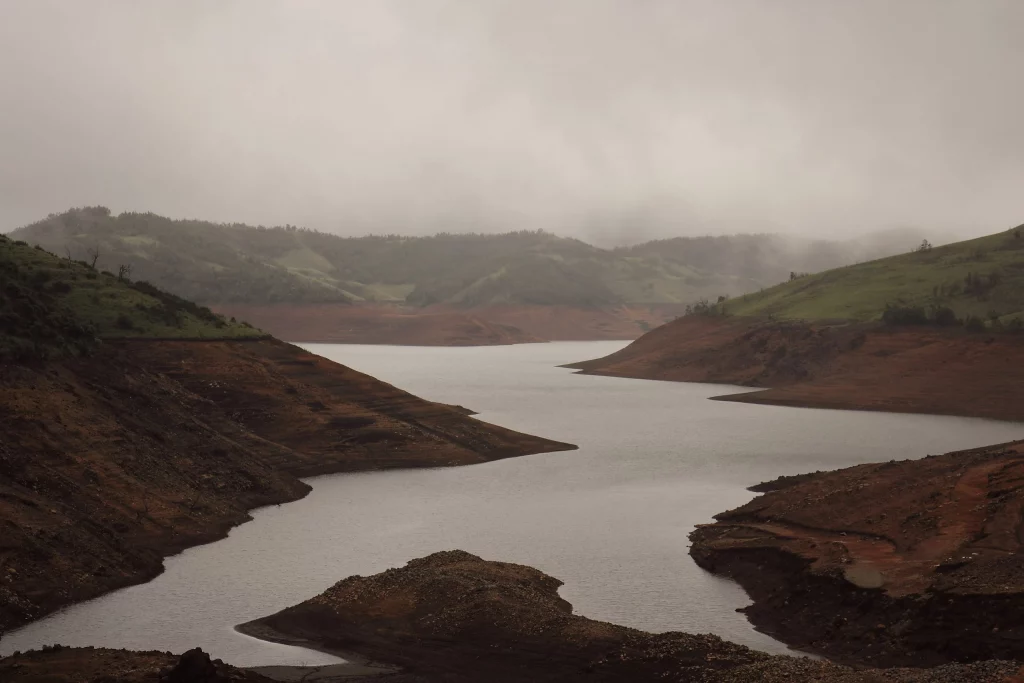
4, 341, 1021, 666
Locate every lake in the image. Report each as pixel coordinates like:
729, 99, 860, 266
4, 341, 1022, 666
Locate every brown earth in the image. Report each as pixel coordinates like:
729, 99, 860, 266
568, 315, 1024, 421
690, 440, 1024, 668
211, 303, 687, 345
0, 339, 573, 632
0, 646, 274, 683
239, 550, 1024, 682
0, 645, 427, 683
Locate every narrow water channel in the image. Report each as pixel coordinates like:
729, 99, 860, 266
4, 341, 1021, 666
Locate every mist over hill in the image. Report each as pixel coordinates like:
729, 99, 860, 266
11, 207, 929, 310
722, 222, 1024, 324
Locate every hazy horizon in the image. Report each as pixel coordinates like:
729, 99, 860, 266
2, 1, 1022, 243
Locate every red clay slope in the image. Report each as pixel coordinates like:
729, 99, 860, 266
568, 315, 1024, 421
0, 339, 573, 632
691, 440, 1024, 667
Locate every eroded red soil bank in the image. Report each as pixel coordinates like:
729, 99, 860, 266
0, 339, 572, 632
569, 315, 1024, 421
690, 440, 1024, 668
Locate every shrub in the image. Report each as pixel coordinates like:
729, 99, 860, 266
931, 306, 959, 327
115, 314, 134, 330
964, 315, 987, 332
882, 303, 960, 327
881, 303, 929, 326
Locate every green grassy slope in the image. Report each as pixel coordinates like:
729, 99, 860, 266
0, 233, 264, 360
724, 225, 1024, 322
9, 207, 905, 309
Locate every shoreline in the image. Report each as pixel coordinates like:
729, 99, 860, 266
0, 337, 575, 636
568, 316, 1024, 423
689, 440, 1024, 667
236, 621, 400, 680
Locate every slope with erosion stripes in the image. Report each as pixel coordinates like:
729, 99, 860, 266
568, 315, 1024, 421
690, 440, 1024, 667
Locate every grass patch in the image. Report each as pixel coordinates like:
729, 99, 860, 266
724, 226, 1024, 323
0, 234, 265, 361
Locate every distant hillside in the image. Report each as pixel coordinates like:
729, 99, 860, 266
615, 231, 925, 290
722, 224, 1024, 323
0, 232, 263, 360
9, 207, 915, 310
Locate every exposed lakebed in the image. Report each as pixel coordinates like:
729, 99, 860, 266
4, 341, 1022, 666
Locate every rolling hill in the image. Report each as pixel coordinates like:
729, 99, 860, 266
0, 232, 264, 360
7, 207, 937, 343
722, 224, 1024, 324
570, 221, 1024, 421
10, 207, 920, 309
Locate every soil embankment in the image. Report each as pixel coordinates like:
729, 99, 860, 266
0, 646, 275, 683
239, 550, 1023, 682
211, 303, 687, 345
690, 440, 1024, 668
0, 340, 573, 632
568, 315, 1024, 421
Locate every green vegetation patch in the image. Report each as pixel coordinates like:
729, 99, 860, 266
12, 207, 916, 310
723, 227, 1024, 325
0, 233, 265, 361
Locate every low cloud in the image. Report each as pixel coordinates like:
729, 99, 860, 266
1, 0, 1021, 241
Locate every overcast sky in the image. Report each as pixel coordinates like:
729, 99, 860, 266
1, 0, 1021, 241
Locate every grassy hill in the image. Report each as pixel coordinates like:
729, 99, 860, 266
722, 225, 1024, 324
8, 207, 911, 309
0, 232, 264, 360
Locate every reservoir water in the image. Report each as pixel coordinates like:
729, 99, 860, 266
4, 341, 1022, 666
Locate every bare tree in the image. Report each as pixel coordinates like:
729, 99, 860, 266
63, 245, 72, 261
117, 263, 132, 282
86, 245, 101, 269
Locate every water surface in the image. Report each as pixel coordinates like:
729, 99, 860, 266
4, 341, 1021, 665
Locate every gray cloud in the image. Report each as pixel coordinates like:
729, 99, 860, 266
1, 0, 1021, 241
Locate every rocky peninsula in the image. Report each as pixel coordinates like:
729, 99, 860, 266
690, 439, 1024, 668
238, 550, 1023, 682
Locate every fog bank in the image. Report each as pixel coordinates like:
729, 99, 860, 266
1, 1, 1022, 240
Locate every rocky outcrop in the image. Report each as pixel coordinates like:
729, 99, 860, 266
690, 440, 1024, 668
569, 315, 1024, 421
240, 550, 1023, 682
0, 340, 573, 632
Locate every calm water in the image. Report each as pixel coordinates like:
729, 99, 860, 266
4, 341, 1022, 666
